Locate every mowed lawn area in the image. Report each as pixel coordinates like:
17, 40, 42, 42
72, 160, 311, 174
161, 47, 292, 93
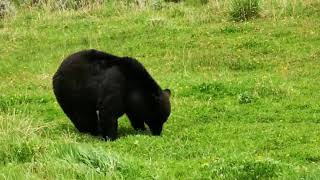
0, 0, 320, 179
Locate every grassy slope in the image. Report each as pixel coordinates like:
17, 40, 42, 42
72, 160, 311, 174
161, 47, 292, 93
1, 1, 320, 179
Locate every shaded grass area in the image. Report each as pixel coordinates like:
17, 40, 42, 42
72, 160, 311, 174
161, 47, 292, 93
1, 1, 320, 179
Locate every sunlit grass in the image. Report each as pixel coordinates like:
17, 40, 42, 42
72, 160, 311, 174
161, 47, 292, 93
1, 0, 320, 179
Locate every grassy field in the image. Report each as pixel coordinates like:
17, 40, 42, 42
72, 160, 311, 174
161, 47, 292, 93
1, 0, 320, 179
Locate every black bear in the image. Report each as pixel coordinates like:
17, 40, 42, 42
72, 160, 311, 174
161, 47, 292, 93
52, 49, 171, 140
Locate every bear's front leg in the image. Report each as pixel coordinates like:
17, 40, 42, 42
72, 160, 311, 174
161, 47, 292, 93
131, 120, 146, 131
98, 112, 118, 141
126, 113, 146, 131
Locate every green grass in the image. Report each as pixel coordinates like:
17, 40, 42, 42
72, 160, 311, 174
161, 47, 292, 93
1, 0, 320, 179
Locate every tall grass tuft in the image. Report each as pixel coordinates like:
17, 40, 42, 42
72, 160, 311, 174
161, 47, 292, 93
11, 0, 104, 11
230, 0, 260, 21
164, 0, 182, 2
53, 0, 94, 10
0, 0, 16, 19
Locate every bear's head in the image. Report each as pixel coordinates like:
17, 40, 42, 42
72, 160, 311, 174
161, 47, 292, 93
145, 89, 171, 135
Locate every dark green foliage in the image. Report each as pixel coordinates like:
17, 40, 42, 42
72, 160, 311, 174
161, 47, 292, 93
238, 91, 253, 104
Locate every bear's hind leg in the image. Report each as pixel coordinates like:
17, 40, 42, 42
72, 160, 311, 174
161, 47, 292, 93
72, 110, 99, 136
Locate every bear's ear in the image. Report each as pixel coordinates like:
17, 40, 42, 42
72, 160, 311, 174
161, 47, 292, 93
163, 89, 171, 98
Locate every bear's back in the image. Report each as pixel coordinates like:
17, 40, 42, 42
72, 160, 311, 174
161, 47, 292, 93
58, 49, 120, 73
53, 49, 162, 100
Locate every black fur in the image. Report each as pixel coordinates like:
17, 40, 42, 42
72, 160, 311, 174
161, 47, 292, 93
52, 49, 171, 140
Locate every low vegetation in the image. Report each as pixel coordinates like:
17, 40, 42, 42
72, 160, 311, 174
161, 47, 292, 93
1, 0, 320, 179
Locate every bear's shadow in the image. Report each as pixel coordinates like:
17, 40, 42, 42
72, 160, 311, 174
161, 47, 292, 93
118, 126, 151, 137
58, 123, 150, 140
